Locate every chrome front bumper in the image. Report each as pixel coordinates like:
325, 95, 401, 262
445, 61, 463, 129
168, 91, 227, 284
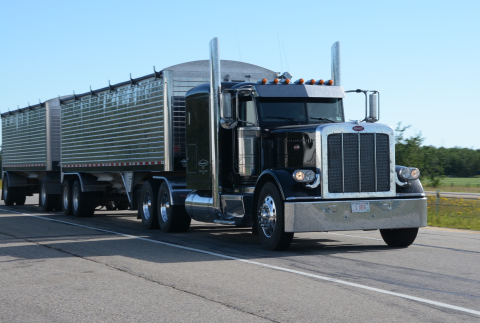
284, 198, 427, 233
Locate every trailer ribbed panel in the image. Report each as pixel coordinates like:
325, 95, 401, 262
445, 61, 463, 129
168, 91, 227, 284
1, 109, 47, 168
61, 77, 165, 166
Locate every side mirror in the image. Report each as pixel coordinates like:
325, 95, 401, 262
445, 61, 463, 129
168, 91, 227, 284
220, 92, 237, 129
368, 92, 379, 122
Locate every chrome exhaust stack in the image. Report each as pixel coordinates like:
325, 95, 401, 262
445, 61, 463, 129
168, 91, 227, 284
331, 41, 341, 86
185, 37, 222, 221
209, 37, 222, 216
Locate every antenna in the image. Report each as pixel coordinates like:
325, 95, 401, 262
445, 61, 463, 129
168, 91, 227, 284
277, 31, 283, 73
282, 44, 290, 72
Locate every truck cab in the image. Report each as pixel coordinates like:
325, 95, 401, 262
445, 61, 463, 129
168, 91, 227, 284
183, 38, 427, 250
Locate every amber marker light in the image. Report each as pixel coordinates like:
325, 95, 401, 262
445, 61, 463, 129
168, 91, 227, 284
273, 78, 279, 84
258, 78, 268, 84
307, 79, 315, 85
318, 79, 324, 85
328, 80, 334, 85
295, 78, 305, 84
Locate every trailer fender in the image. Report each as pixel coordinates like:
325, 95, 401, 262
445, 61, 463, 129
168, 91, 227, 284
2, 171, 28, 188
62, 173, 107, 192
152, 176, 191, 206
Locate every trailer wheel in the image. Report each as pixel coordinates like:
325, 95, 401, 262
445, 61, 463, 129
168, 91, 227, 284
15, 187, 26, 206
71, 180, 96, 217
157, 183, 191, 233
40, 178, 56, 212
3, 177, 16, 206
62, 179, 74, 215
139, 181, 159, 229
380, 228, 419, 248
256, 182, 293, 251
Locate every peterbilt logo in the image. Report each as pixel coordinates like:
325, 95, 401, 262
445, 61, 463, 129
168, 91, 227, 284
198, 159, 209, 167
293, 144, 300, 150
353, 126, 364, 131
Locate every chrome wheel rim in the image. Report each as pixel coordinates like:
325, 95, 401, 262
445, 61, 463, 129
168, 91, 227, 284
259, 195, 276, 238
73, 186, 79, 211
160, 192, 170, 222
63, 185, 69, 210
41, 183, 47, 206
142, 192, 151, 220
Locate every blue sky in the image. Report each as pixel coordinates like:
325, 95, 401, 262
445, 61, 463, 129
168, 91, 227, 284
1, 0, 479, 148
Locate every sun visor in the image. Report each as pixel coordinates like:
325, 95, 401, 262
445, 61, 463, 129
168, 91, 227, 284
253, 85, 345, 98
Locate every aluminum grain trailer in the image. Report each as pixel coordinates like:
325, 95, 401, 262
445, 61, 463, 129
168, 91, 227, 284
1, 98, 62, 210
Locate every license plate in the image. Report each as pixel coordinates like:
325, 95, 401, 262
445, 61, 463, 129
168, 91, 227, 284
351, 202, 370, 213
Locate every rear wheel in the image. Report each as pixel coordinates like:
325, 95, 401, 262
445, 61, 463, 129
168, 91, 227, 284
15, 187, 26, 206
40, 178, 56, 212
140, 181, 159, 229
3, 177, 16, 206
380, 228, 419, 248
71, 180, 96, 217
256, 182, 293, 251
62, 179, 74, 215
157, 183, 191, 233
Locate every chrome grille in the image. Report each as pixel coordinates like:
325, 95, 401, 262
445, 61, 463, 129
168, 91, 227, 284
327, 133, 390, 193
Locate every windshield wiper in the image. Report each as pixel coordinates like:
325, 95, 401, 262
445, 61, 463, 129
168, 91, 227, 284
265, 116, 294, 121
310, 117, 336, 123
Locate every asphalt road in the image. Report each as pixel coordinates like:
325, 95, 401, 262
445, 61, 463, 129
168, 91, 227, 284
1, 195, 480, 322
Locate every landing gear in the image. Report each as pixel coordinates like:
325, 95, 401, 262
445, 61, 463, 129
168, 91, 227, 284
256, 182, 293, 251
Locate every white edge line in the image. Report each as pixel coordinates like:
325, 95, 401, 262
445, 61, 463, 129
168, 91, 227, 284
1, 208, 479, 317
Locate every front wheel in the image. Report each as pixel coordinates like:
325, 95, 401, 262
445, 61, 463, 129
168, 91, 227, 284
380, 228, 419, 248
256, 182, 293, 251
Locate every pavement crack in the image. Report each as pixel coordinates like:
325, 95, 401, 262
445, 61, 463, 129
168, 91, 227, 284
0, 230, 279, 323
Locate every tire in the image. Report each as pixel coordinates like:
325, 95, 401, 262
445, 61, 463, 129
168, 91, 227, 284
157, 183, 191, 233
380, 228, 419, 248
40, 178, 56, 212
71, 180, 96, 217
3, 177, 16, 206
139, 181, 160, 229
256, 182, 293, 251
15, 187, 26, 206
62, 179, 74, 215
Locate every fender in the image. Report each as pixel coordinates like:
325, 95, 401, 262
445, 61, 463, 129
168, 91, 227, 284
395, 165, 425, 195
2, 171, 28, 187
62, 172, 107, 192
152, 175, 191, 205
255, 168, 321, 201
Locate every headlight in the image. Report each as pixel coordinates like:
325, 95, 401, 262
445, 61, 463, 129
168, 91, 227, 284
399, 167, 420, 180
293, 170, 316, 183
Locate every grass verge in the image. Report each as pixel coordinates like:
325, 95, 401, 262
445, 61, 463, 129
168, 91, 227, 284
427, 196, 480, 231
423, 177, 480, 193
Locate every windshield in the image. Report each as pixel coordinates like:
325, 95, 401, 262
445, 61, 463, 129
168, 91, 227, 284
257, 97, 344, 127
